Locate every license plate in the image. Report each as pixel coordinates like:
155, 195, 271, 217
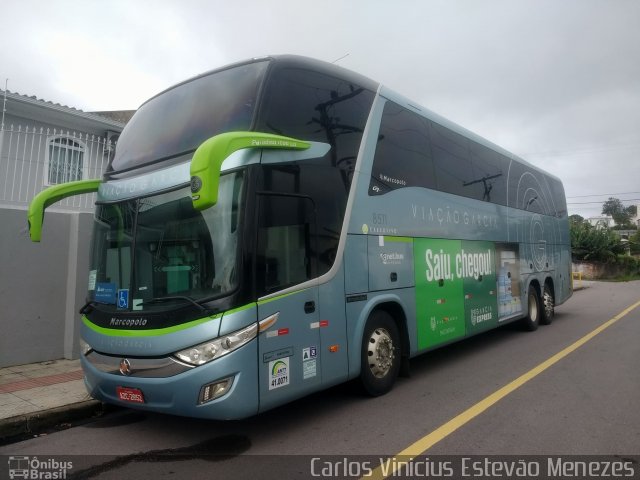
117, 386, 145, 404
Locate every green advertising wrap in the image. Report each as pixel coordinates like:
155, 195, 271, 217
414, 239, 499, 350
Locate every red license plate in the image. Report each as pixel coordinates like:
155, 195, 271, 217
117, 386, 145, 404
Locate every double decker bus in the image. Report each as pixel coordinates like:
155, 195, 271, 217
28, 55, 571, 419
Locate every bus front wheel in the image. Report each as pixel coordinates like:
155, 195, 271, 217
360, 310, 401, 396
522, 287, 541, 331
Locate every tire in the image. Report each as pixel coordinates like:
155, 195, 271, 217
540, 284, 555, 325
360, 310, 401, 396
522, 286, 541, 331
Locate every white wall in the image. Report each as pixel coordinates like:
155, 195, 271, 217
0, 208, 92, 367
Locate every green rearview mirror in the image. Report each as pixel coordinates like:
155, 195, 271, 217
190, 132, 310, 211
28, 179, 101, 242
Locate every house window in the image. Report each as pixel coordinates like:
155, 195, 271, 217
47, 136, 85, 185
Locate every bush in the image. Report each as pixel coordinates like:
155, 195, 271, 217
615, 254, 640, 274
570, 222, 626, 262
629, 231, 640, 255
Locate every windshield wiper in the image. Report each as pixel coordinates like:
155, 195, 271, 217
79, 301, 98, 315
139, 296, 216, 315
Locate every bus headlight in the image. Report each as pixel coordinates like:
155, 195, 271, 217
174, 323, 257, 366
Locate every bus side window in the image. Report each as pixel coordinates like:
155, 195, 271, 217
369, 101, 436, 195
257, 195, 317, 295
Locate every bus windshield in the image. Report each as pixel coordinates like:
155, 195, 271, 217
88, 170, 245, 311
109, 60, 269, 172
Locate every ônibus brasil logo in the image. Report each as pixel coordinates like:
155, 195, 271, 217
7, 456, 73, 479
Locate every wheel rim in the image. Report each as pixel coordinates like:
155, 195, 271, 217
529, 292, 538, 322
543, 291, 554, 319
367, 327, 395, 378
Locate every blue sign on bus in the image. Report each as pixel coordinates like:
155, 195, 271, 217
94, 283, 116, 304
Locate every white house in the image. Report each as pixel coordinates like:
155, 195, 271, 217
587, 204, 640, 229
586, 215, 615, 229
1, 89, 133, 210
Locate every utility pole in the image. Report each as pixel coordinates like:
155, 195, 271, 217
0, 79, 8, 163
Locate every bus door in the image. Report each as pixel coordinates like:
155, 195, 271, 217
256, 194, 321, 412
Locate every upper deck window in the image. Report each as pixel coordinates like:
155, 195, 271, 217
257, 66, 375, 181
369, 101, 436, 195
110, 60, 269, 173
370, 101, 509, 207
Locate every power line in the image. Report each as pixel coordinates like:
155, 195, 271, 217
567, 191, 640, 199
567, 199, 640, 205
331, 53, 350, 64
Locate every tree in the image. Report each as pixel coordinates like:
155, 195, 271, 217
601, 197, 636, 228
569, 214, 584, 225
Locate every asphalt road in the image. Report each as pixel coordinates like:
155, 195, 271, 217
1, 281, 639, 479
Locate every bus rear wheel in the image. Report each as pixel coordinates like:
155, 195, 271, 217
360, 310, 401, 396
540, 284, 555, 325
522, 287, 540, 331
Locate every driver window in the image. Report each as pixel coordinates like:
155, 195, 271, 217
257, 195, 317, 295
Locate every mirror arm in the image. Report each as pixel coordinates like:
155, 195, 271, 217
28, 179, 101, 242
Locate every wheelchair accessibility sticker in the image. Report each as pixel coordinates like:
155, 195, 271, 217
117, 289, 129, 309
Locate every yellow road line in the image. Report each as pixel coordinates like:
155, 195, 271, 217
366, 299, 640, 480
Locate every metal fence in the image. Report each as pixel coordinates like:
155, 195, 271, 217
0, 124, 112, 211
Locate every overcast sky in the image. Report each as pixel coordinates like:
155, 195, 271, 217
2, 0, 639, 219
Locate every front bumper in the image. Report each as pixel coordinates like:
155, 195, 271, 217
80, 339, 259, 420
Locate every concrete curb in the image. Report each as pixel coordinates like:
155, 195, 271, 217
0, 400, 107, 445
572, 281, 594, 292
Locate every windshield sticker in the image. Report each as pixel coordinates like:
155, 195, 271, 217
95, 283, 116, 304
268, 357, 290, 390
88, 270, 97, 291
117, 289, 129, 309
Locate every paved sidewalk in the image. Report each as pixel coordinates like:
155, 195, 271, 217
0, 359, 103, 442
572, 279, 594, 291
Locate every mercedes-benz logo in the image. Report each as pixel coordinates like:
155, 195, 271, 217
119, 358, 132, 376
